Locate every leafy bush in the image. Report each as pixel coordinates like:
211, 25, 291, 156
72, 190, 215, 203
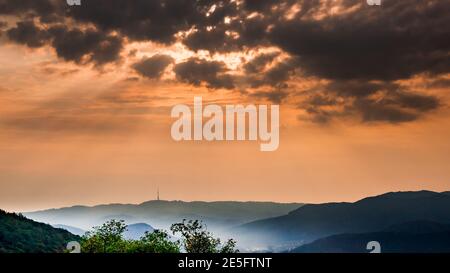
171, 219, 238, 253
80, 219, 238, 253
80, 220, 180, 253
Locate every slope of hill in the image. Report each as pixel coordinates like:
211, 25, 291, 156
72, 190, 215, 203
290, 221, 450, 253
24, 201, 303, 234
0, 210, 79, 253
236, 191, 450, 249
53, 224, 86, 236
54, 222, 154, 240
123, 223, 154, 240
384, 220, 450, 234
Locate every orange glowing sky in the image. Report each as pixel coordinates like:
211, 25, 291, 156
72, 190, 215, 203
0, 0, 449, 211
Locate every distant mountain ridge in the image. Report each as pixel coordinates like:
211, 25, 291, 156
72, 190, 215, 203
236, 190, 450, 248
24, 200, 303, 234
54, 222, 154, 240
20, 190, 450, 252
0, 210, 78, 253
53, 224, 86, 236
123, 223, 154, 240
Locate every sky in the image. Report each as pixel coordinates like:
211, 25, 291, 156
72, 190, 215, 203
0, 0, 449, 212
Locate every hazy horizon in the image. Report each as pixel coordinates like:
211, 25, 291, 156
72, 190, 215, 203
1, 0, 449, 213
8, 188, 448, 213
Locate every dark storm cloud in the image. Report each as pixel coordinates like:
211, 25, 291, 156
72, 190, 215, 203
6, 20, 123, 65
304, 81, 440, 124
263, 58, 297, 86
352, 98, 419, 123
0, 0, 62, 18
243, 52, 280, 74
326, 80, 398, 98
133, 54, 174, 79
65, 0, 240, 45
2, 0, 449, 80
231, 15, 271, 48
1, 0, 448, 124
242, 0, 277, 12
245, 57, 298, 89
304, 96, 428, 124
67, 1, 187, 44
269, 0, 450, 81
391, 92, 439, 112
306, 94, 338, 107
174, 57, 235, 89
1, 0, 240, 62
0, 0, 213, 42
6, 21, 50, 47
351, 89, 439, 123
251, 89, 288, 104
48, 26, 123, 65
182, 26, 237, 53
304, 107, 335, 124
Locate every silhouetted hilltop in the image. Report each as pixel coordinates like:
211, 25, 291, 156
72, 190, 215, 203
123, 223, 155, 240
0, 210, 79, 253
25, 200, 303, 233
53, 224, 86, 236
290, 220, 450, 253
237, 191, 450, 248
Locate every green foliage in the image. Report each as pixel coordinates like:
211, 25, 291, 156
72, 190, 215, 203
0, 209, 79, 253
171, 219, 238, 253
124, 230, 180, 253
0, 210, 238, 253
80, 220, 180, 253
81, 220, 127, 253
81, 219, 238, 253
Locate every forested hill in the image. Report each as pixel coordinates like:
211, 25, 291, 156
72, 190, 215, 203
0, 209, 79, 253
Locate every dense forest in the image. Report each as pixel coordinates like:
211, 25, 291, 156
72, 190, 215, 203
0, 209, 79, 253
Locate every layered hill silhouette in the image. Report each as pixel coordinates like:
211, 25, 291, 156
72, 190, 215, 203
0, 210, 79, 253
53, 224, 86, 236
25, 201, 302, 235
290, 220, 450, 253
15, 190, 450, 252
236, 191, 450, 249
123, 223, 155, 240
53, 223, 154, 240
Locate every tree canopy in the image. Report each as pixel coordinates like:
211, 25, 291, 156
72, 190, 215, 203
0, 209, 78, 253
80, 219, 238, 253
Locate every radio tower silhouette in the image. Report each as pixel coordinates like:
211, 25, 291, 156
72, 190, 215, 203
157, 187, 160, 201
